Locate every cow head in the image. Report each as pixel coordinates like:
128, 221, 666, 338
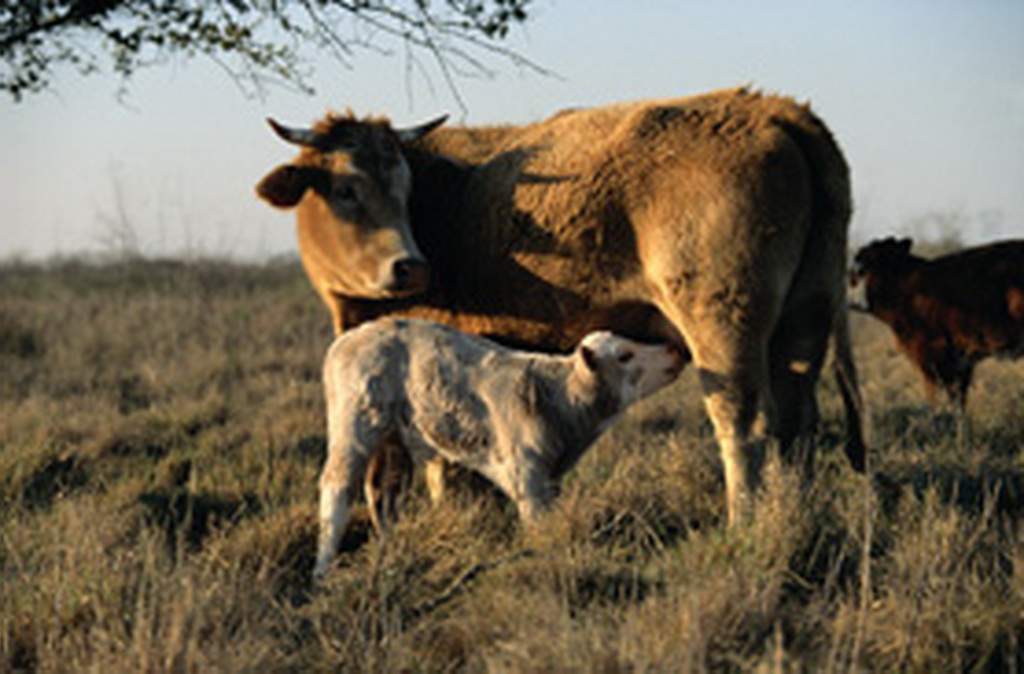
257, 113, 447, 300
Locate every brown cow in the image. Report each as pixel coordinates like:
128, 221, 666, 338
851, 237, 1024, 423
257, 87, 867, 525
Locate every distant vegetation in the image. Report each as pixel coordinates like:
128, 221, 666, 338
2, 256, 1022, 671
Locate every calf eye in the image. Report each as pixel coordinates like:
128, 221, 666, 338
617, 351, 634, 364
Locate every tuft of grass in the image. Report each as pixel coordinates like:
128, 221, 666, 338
2, 258, 1022, 671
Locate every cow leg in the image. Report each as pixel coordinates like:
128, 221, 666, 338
314, 439, 371, 581
701, 375, 768, 526
638, 202, 797, 525
653, 303, 778, 525
767, 294, 834, 483
652, 277, 783, 526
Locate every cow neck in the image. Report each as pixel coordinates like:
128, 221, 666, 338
333, 142, 582, 349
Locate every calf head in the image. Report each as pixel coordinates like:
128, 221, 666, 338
850, 237, 914, 286
574, 331, 686, 414
257, 113, 446, 300
849, 237, 915, 312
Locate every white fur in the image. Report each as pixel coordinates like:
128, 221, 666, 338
312, 319, 683, 580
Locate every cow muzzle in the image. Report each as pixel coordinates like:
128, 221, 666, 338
385, 256, 431, 296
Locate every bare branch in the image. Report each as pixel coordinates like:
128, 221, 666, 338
0, 0, 543, 102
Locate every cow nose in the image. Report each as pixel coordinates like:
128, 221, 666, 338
391, 257, 430, 292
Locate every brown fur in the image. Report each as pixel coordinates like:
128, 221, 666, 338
852, 237, 1024, 410
258, 87, 867, 524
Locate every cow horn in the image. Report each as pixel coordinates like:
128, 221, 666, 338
395, 115, 448, 143
266, 118, 323, 148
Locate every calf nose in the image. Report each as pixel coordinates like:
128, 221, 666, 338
391, 257, 431, 293
666, 343, 690, 375
667, 342, 690, 363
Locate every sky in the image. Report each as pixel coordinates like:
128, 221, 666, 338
2, 0, 1022, 261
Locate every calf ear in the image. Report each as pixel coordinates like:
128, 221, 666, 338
581, 345, 600, 372
256, 165, 322, 208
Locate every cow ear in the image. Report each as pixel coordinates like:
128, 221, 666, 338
256, 165, 318, 208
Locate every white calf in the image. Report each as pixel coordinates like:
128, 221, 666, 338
314, 318, 685, 579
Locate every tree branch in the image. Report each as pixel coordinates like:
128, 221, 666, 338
1, 0, 542, 102
0, 0, 121, 52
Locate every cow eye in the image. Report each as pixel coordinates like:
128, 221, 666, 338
333, 182, 359, 203
618, 351, 634, 364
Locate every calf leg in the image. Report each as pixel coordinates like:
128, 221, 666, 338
423, 457, 447, 504
482, 454, 555, 525
314, 443, 371, 581
363, 438, 414, 533
363, 450, 447, 536
925, 346, 973, 449
517, 466, 557, 524
952, 363, 974, 451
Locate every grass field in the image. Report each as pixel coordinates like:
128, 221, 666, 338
2, 257, 1022, 672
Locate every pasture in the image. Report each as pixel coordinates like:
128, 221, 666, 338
2, 256, 1022, 672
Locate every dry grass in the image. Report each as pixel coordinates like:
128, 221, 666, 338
2, 258, 1022, 672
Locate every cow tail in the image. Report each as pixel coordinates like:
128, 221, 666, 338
778, 106, 868, 473
833, 304, 868, 472
781, 106, 869, 473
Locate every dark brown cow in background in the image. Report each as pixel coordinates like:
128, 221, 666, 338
257, 87, 867, 528
851, 237, 1024, 436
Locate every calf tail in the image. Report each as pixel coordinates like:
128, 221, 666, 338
833, 305, 868, 472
